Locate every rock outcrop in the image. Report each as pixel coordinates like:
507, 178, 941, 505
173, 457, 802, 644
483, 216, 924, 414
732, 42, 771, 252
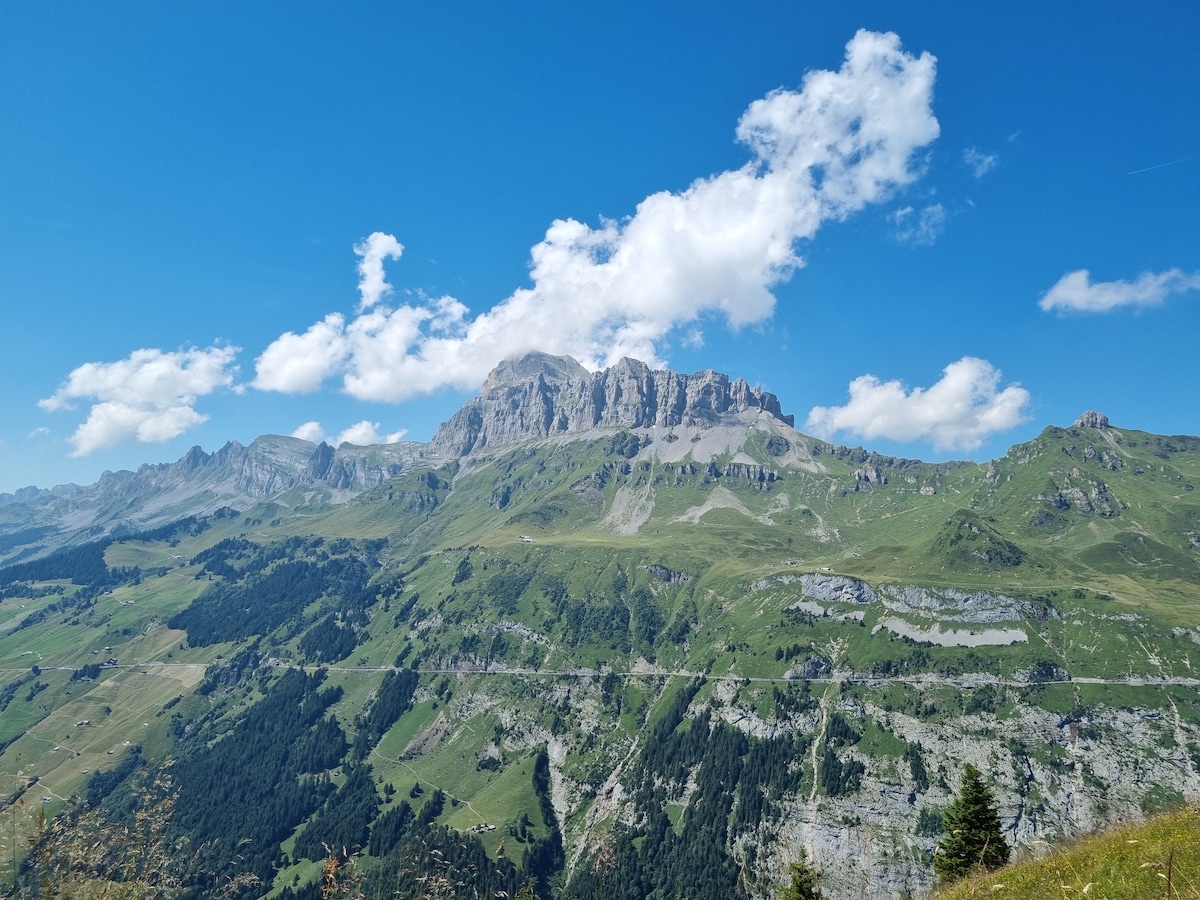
92, 435, 426, 507
0, 437, 435, 563
432, 352, 794, 457
1074, 410, 1110, 429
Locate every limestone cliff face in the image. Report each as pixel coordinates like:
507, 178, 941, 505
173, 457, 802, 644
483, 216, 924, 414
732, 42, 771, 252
1074, 410, 1110, 429
432, 352, 794, 457
0, 437, 434, 563
116, 434, 423, 501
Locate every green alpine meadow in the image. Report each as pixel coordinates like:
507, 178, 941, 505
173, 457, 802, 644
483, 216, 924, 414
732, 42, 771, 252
2, 354, 1199, 899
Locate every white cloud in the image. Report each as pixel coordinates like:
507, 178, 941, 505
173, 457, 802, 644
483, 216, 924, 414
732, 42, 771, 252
1039, 268, 1200, 313
39, 346, 239, 456
290, 420, 407, 446
27, 426, 50, 439
355, 232, 404, 310
805, 357, 1030, 453
254, 30, 940, 403
335, 420, 407, 446
252, 313, 349, 393
891, 203, 946, 245
291, 421, 326, 443
963, 147, 998, 178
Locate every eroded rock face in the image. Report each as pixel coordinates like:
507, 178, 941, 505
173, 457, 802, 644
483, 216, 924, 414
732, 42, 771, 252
879, 584, 1042, 624
432, 352, 794, 457
1074, 410, 1110, 429
0, 436, 431, 561
800, 573, 879, 605
155, 436, 415, 498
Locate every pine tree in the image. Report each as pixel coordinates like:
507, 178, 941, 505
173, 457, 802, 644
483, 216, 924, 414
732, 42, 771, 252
779, 848, 821, 900
933, 763, 1010, 883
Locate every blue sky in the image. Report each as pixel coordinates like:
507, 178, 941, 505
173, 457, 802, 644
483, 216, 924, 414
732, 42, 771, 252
3, 3, 1198, 493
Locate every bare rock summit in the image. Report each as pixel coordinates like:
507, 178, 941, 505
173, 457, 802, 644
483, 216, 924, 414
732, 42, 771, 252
1074, 411, 1110, 429
432, 352, 793, 457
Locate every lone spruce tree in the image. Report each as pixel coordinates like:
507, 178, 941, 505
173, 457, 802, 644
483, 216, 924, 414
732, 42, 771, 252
779, 848, 821, 900
933, 763, 1010, 883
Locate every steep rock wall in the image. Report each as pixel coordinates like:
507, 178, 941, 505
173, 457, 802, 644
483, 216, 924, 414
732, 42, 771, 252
432, 352, 794, 457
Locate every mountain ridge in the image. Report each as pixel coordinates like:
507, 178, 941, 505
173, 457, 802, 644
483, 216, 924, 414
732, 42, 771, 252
3, 352, 1200, 899
0, 435, 436, 564
0, 352, 800, 562
3, 351, 1195, 567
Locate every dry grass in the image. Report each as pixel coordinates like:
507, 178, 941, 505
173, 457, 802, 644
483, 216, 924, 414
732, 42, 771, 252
934, 805, 1200, 900
19, 769, 260, 900
25, 771, 182, 899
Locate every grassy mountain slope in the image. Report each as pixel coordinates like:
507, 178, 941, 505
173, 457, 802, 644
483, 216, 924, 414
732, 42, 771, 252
934, 803, 1200, 900
2, 415, 1199, 898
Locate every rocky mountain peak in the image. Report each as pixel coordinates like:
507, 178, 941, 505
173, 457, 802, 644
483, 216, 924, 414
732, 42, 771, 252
481, 351, 590, 393
0, 437, 437, 564
432, 352, 794, 457
1074, 411, 1110, 429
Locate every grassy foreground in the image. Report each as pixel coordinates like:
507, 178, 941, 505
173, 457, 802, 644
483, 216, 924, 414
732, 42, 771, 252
933, 805, 1200, 900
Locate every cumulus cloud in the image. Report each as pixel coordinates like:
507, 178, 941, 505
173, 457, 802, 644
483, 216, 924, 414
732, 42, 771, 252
963, 147, 998, 178
805, 357, 1030, 453
291, 421, 326, 443
39, 346, 239, 456
253, 314, 349, 393
254, 30, 940, 403
891, 203, 946, 245
355, 232, 404, 310
335, 420, 407, 446
290, 420, 407, 446
1039, 268, 1200, 313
